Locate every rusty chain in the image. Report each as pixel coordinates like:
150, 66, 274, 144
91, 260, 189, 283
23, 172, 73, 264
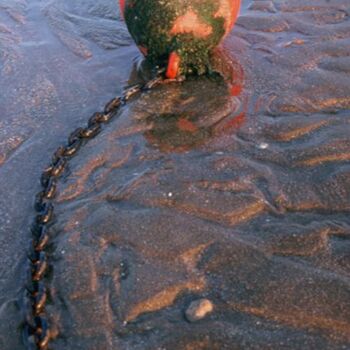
23, 72, 165, 350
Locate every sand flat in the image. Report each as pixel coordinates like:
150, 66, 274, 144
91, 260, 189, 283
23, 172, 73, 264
0, 0, 349, 349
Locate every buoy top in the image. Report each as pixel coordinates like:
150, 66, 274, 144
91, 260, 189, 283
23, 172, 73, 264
120, 0, 241, 78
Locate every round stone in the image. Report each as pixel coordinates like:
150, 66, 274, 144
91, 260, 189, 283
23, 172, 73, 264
185, 298, 214, 322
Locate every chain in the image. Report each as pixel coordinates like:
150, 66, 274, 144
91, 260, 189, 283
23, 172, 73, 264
22, 72, 165, 350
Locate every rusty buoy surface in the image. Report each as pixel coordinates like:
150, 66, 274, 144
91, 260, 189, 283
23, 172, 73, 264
120, 0, 240, 78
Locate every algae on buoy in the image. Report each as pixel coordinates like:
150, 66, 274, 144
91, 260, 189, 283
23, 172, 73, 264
120, 0, 240, 78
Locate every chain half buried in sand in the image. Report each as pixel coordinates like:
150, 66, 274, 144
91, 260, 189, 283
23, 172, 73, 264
23, 72, 165, 350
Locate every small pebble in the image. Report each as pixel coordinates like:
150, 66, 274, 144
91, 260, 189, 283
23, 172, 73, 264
185, 299, 214, 322
258, 142, 269, 150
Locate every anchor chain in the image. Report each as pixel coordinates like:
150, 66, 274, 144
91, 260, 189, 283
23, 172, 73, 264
23, 73, 165, 350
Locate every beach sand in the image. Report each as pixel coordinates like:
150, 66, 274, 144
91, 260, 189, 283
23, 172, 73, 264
0, 0, 349, 349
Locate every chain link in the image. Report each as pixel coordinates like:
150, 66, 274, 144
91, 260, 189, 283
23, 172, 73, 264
23, 72, 165, 349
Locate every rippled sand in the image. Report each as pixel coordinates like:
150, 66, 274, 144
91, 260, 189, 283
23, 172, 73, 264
0, 0, 349, 349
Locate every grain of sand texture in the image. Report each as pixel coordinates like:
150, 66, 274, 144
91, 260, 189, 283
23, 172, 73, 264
0, 0, 349, 349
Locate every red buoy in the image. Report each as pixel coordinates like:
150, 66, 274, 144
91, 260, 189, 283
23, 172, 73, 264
120, 0, 241, 78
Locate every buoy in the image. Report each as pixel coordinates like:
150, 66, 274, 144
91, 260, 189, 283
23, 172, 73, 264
120, 0, 241, 79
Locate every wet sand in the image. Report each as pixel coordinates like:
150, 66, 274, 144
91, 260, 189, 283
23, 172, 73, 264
0, 0, 350, 349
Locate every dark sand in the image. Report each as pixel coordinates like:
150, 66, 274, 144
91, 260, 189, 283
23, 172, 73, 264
0, 0, 350, 349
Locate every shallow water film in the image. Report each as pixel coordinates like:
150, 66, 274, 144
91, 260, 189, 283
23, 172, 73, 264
0, 0, 350, 349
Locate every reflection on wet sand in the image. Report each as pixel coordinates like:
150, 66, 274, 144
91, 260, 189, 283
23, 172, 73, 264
141, 73, 245, 153
125, 47, 247, 154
